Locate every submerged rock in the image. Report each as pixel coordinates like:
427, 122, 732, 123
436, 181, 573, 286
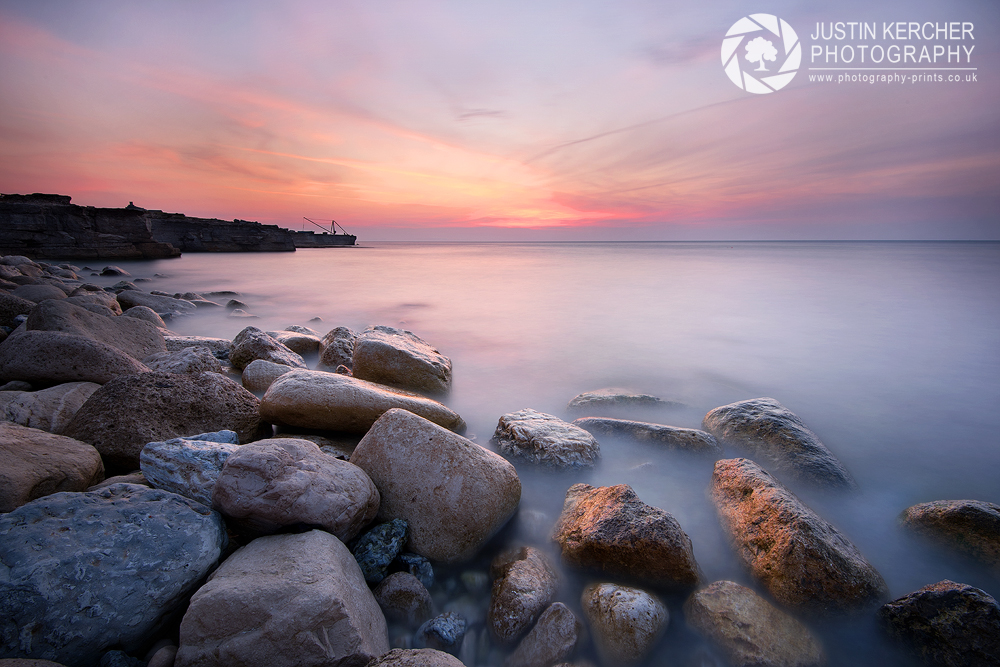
552, 483, 701, 592
488, 546, 558, 645
350, 408, 520, 563
573, 417, 720, 454
492, 409, 601, 468
0, 484, 226, 667
374, 572, 434, 627
352, 325, 452, 395
414, 613, 467, 655
567, 388, 671, 412
684, 580, 826, 667
581, 583, 667, 667
879, 580, 1000, 667
175, 530, 389, 667
900, 499, 1000, 570
710, 458, 887, 615
702, 398, 856, 489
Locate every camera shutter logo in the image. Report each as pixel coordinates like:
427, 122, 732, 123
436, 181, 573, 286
722, 14, 801, 94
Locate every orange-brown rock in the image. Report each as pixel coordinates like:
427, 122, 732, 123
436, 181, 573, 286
710, 458, 887, 615
551, 483, 701, 591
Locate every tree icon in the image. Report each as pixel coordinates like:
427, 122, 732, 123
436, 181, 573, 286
745, 36, 778, 71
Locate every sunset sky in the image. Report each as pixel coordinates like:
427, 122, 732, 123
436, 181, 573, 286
1, 0, 997, 240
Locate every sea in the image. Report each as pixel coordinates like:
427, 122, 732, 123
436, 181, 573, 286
80, 241, 1000, 665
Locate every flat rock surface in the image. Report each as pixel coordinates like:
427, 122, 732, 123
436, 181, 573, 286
0, 484, 226, 667
139, 431, 240, 507
702, 398, 856, 489
175, 530, 389, 667
488, 547, 558, 644
350, 408, 520, 563
581, 583, 667, 667
711, 458, 888, 615
900, 499, 1000, 569
552, 483, 701, 592
1, 382, 100, 433
684, 580, 826, 667
573, 417, 720, 454
260, 370, 466, 434
352, 325, 452, 395
0, 330, 150, 385
492, 409, 600, 468
0, 422, 104, 512
62, 371, 269, 470
229, 326, 306, 371
25, 299, 165, 361
213, 438, 379, 541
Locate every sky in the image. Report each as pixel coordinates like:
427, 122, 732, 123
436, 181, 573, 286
0, 0, 998, 240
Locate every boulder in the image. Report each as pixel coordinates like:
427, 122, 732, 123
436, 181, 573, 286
374, 572, 435, 627
414, 613, 466, 655
0, 484, 226, 667
62, 371, 269, 470
115, 290, 196, 317
572, 417, 720, 454
0, 660, 68, 666
492, 409, 600, 468
504, 603, 582, 667
711, 458, 888, 615
87, 471, 148, 491
567, 388, 671, 412
139, 430, 240, 507
25, 299, 166, 361
213, 438, 379, 541
350, 408, 520, 563
63, 292, 122, 315
353, 519, 410, 583
175, 530, 389, 667
142, 346, 224, 375
229, 326, 306, 371
0, 330, 150, 385
684, 580, 826, 667
879, 580, 1000, 667
121, 305, 165, 327
581, 583, 667, 667
100, 265, 130, 276
260, 370, 466, 434
241, 358, 294, 394
367, 649, 464, 667
318, 326, 356, 370
0, 422, 104, 512
352, 325, 452, 395
267, 329, 321, 355
702, 398, 856, 489
552, 483, 701, 592
164, 335, 231, 358
1, 382, 100, 433
11, 284, 67, 304
0, 292, 35, 328
488, 547, 558, 644
900, 499, 1000, 569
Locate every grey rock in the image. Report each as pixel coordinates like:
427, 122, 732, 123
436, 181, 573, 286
116, 291, 197, 318
143, 346, 224, 375
11, 284, 67, 304
229, 326, 306, 371
352, 325, 452, 395
505, 603, 582, 667
63, 293, 122, 316
573, 417, 720, 454
398, 553, 435, 589
318, 326, 356, 371
488, 547, 558, 644
352, 519, 410, 583
97, 651, 143, 667
241, 358, 294, 394
493, 409, 600, 468
702, 398, 856, 489
87, 471, 148, 491
368, 648, 465, 667
900, 499, 1000, 570
164, 335, 232, 358
267, 329, 321, 355
121, 305, 166, 327
581, 583, 667, 667
414, 613, 467, 656
25, 299, 166, 361
0, 292, 35, 328
1, 382, 100, 433
0, 330, 150, 385
0, 484, 226, 667
139, 430, 240, 506
374, 572, 435, 627
100, 266, 130, 276
567, 388, 671, 412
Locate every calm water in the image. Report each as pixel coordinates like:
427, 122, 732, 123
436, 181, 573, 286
88, 241, 1000, 665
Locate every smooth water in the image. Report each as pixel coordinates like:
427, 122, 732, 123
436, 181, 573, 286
90, 241, 1000, 665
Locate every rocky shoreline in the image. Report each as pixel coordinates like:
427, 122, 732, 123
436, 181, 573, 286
1, 253, 998, 667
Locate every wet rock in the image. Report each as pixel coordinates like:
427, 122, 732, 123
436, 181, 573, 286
100, 265, 130, 276
213, 438, 379, 541
488, 547, 558, 644
352, 325, 452, 395
229, 326, 306, 371
684, 580, 826, 667
711, 458, 887, 615
121, 305, 166, 328
552, 483, 701, 592
11, 284, 67, 304
900, 499, 1000, 570
368, 648, 465, 667
164, 335, 232, 358
97, 651, 143, 667
374, 572, 435, 627
227, 308, 258, 319
224, 299, 247, 311
353, 519, 410, 583
414, 613, 467, 655
573, 418, 721, 454
505, 602, 582, 667
267, 329, 321, 355
143, 346, 224, 375
176, 530, 388, 667
0, 484, 226, 666
146, 645, 177, 667
0, 422, 104, 512
139, 430, 240, 507
260, 370, 466, 434
567, 388, 671, 412
702, 398, 856, 489
116, 290, 197, 317
879, 580, 1000, 667
1, 382, 100, 433
350, 408, 520, 563
64, 292, 123, 315
62, 371, 269, 470
492, 409, 601, 468
0, 330, 150, 384
0, 292, 35, 328
25, 299, 166, 361
241, 358, 294, 393
399, 552, 435, 588
581, 583, 667, 667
